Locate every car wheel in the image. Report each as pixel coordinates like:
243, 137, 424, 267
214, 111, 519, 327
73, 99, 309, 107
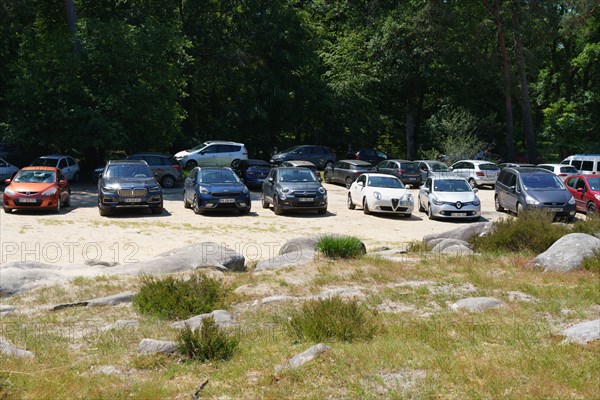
185, 160, 198, 170
494, 194, 504, 212
516, 202, 524, 217
324, 171, 331, 183
363, 198, 371, 215
261, 195, 270, 209
418, 196, 425, 212
427, 204, 435, 220
63, 194, 70, 207
73, 172, 80, 183
184, 193, 191, 209
54, 197, 61, 214
347, 193, 356, 210
273, 197, 284, 215
3, 206, 12, 214
161, 175, 176, 188
468, 178, 477, 189
231, 159, 240, 168
192, 195, 203, 215
588, 202, 597, 214
345, 177, 353, 189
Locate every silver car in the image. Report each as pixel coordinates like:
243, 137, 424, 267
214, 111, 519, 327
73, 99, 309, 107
414, 160, 454, 181
537, 163, 579, 178
450, 160, 500, 189
418, 177, 481, 221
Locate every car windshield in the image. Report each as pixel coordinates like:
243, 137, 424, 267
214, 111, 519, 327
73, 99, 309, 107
367, 176, 404, 189
279, 169, 317, 182
587, 178, 600, 190
14, 170, 56, 183
434, 180, 471, 192
106, 164, 152, 179
430, 162, 449, 172
479, 163, 499, 171
199, 169, 240, 184
31, 158, 57, 167
522, 174, 564, 190
400, 163, 418, 171
281, 146, 302, 154
355, 165, 377, 171
189, 142, 209, 151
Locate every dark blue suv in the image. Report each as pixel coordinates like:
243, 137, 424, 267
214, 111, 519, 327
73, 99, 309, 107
97, 160, 163, 216
183, 167, 251, 215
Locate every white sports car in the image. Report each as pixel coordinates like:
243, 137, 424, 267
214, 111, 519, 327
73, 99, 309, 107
348, 173, 414, 217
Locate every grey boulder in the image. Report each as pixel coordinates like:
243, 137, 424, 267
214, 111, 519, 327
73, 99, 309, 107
423, 222, 492, 245
0, 305, 16, 318
531, 233, 600, 272
255, 249, 315, 271
562, 319, 600, 344
0, 337, 34, 358
138, 339, 177, 355
0, 261, 65, 296
275, 343, 331, 372
52, 291, 136, 310
171, 310, 235, 330
431, 239, 471, 253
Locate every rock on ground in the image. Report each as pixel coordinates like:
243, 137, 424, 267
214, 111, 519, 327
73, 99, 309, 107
0, 261, 66, 296
255, 249, 315, 271
137, 339, 177, 355
438, 244, 474, 256
365, 369, 427, 395
317, 287, 365, 300
562, 319, 600, 344
275, 343, 331, 372
430, 239, 471, 253
171, 310, 235, 330
423, 222, 492, 245
100, 320, 139, 332
451, 297, 504, 312
0, 305, 16, 318
0, 337, 34, 358
531, 233, 600, 272
278, 237, 321, 256
52, 291, 136, 310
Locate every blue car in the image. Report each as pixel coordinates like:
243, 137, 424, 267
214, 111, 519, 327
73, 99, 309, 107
183, 167, 251, 214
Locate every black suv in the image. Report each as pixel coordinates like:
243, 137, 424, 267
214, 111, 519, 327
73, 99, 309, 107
262, 167, 327, 215
270, 145, 336, 169
97, 160, 163, 216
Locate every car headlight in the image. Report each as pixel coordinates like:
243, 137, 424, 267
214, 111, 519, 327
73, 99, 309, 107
373, 191, 382, 200
472, 197, 480, 206
279, 193, 287, 200
242, 186, 249, 194
431, 196, 443, 206
525, 195, 540, 205
318, 187, 326, 195
568, 196, 575, 205
405, 193, 414, 203
281, 187, 290, 193
595, 194, 600, 202
102, 186, 117, 193
42, 188, 57, 196
4, 187, 15, 195
198, 186, 209, 194
149, 185, 161, 192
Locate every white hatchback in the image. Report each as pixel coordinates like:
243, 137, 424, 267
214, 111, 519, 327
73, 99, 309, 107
347, 173, 414, 217
175, 141, 248, 169
30, 155, 80, 182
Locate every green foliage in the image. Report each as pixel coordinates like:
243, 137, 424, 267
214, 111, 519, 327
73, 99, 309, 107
472, 209, 570, 253
581, 250, 600, 273
572, 213, 600, 235
287, 297, 382, 342
176, 317, 238, 362
133, 273, 229, 320
317, 235, 365, 259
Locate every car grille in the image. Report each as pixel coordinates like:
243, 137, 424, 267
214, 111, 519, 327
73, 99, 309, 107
17, 191, 39, 195
292, 191, 317, 197
381, 206, 409, 212
212, 192, 241, 197
118, 189, 147, 197
392, 199, 399, 208
543, 202, 565, 206
16, 199, 42, 206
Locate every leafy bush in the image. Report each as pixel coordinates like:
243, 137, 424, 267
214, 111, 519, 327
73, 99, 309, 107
572, 213, 600, 236
472, 208, 570, 253
287, 297, 382, 342
133, 272, 229, 320
581, 250, 600, 273
317, 235, 366, 259
176, 317, 238, 361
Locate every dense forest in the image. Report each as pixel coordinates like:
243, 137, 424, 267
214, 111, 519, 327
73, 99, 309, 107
0, 0, 598, 170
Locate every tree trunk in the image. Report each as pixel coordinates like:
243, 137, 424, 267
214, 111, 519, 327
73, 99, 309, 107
64, 0, 80, 53
485, 0, 515, 162
512, 6, 536, 163
405, 96, 416, 160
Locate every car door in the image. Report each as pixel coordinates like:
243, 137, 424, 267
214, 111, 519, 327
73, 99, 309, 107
329, 161, 341, 183
198, 145, 219, 166
499, 171, 518, 211
0, 158, 14, 180
57, 157, 70, 180
184, 168, 199, 203
310, 147, 325, 168
56, 169, 69, 203
262, 168, 277, 202
144, 155, 165, 179
350, 174, 367, 205
66, 157, 79, 180
572, 178, 588, 211
451, 162, 465, 179
420, 178, 433, 211
418, 162, 429, 182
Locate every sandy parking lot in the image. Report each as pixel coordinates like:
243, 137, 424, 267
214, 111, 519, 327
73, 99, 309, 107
0, 183, 504, 266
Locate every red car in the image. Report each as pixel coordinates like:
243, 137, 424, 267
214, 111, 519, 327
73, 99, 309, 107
3, 166, 71, 213
564, 174, 600, 214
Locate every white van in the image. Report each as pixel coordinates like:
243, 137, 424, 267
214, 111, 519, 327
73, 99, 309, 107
560, 154, 600, 174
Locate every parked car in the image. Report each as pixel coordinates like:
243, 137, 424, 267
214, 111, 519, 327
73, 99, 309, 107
324, 160, 376, 188
494, 167, 576, 221
564, 174, 600, 214
31, 155, 80, 182
174, 141, 248, 169
0, 158, 19, 181
262, 167, 327, 215
449, 160, 500, 189
93, 153, 184, 187
498, 162, 535, 171
0, 142, 24, 167
97, 160, 163, 216
375, 159, 422, 187
232, 159, 271, 188
347, 173, 413, 217
413, 160, 453, 181
354, 148, 391, 165
183, 167, 251, 215
270, 145, 336, 169
417, 176, 481, 221
537, 163, 579, 178
281, 160, 320, 180
3, 167, 71, 213
561, 154, 600, 174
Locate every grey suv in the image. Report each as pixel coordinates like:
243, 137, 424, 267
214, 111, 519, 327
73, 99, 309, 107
127, 153, 183, 188
324, 160, 376, 188
270, 145, 336, 169
262, 167, 327, 215
494, 167, 576, 221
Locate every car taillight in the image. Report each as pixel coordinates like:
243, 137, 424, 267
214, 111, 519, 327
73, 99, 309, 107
171, 164, 181, 171
354, 171, 362, 177
476, 171, 484, 176
243, 150, 248, 155
558, 173, 567, 177
397, 169, 406, 174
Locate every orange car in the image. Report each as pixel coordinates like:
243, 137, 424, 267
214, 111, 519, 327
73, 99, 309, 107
3, 166, 71, 213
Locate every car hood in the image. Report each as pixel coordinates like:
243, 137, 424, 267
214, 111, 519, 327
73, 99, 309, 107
277, 182, 323, 191
433, 192, 478, 203
367, 187, 409, 198
175, 149, 195, 158
199, 183, 247, 193
102, 178, 159, 188
528, 189, 572, 204
8, 182, 56, 193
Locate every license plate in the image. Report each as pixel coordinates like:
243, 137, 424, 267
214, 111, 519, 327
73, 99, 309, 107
548, 207, 562, 212
219, 198, 235, 203
19, 198, 37, 203
408, 177, 417, 180
124, 198, 142, 203
454, 212, 467, 217
299, 198, 313, 202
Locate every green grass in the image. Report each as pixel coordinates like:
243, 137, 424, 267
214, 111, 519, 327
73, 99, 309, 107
317, 235, 366, 259
176, 317, 238, 362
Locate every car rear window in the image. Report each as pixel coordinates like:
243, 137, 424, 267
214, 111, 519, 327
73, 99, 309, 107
479, 163, 499, 171
400, 163, 418, 171
31, 158, 57, 167
560, 166, 578, 173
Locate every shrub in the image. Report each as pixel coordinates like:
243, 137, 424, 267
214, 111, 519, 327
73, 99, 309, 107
581, 250, 600, 273
472, 208, 570, 253
133, 272, 229, 320
572, 213, 600, 236
317, 235, 366, 259
176, 317, 238, 362
287, 297, 382, 342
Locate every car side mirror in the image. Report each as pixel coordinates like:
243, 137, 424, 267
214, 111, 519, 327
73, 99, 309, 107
423, 187, 430, 193
472, 188, 479, 193
318, 177, 323, 183
577, 187, 584, 193
357, 181, 364, 187
4, 178, 11, 185
267, 177, 274, 183
509, 185, 516, 193
199, 151, 206, 155
448, 167, 453, 171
